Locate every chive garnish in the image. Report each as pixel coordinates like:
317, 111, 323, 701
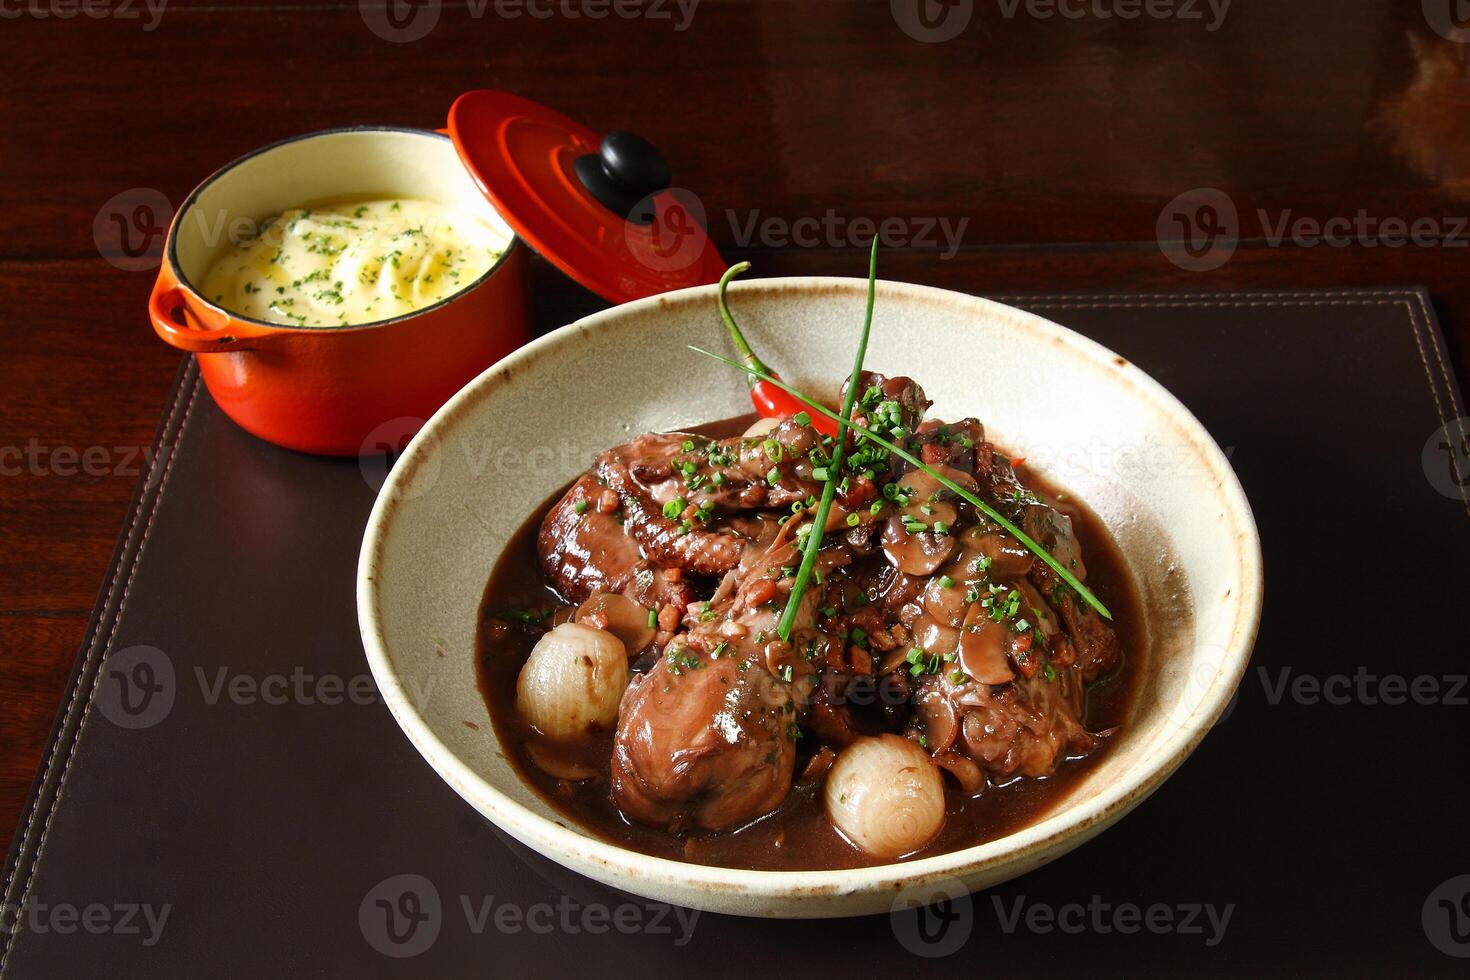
774, 238, 880, 641
689, 343, 1112, 621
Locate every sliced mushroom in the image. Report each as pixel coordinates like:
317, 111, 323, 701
877, 646, 913, 675
911, 683, 959, 754
903, 605, 962, 659
900, 463, 978, 508
796, 745, 836, 786
881, 517, 955, 576
895, 468, 963, 530
933, 749, 985, 795
959, 602, 1015, 684
575, 592, 656, 655
921, 567, 971, 627
958, 526, 1035, 578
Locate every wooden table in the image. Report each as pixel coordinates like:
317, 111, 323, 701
3, 0, 1468, 834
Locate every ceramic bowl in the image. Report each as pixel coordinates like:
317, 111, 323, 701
356, 277, 1261, 918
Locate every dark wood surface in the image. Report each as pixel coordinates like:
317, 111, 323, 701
3, 0, 1469, 834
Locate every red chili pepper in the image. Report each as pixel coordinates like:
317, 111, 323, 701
718, 262, 840, 438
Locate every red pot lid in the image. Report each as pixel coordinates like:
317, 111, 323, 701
446, 90, 727, 304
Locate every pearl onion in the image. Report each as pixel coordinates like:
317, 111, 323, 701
516, 623, 627, 740
825, 734, 946, 859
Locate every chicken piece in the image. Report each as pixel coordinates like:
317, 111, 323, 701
537, 474, 692, 610
611, 644, 799, 831
1024, 504, 1121, 681
610, 530, 835, 830
592, 424, 828, 576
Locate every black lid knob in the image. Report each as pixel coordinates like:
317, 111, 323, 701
574, 131, 671, 224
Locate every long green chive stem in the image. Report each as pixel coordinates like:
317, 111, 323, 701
688, 345, 1113, 621
775, 239, 880, 641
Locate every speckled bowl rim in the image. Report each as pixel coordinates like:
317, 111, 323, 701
357, 277, 1263, 908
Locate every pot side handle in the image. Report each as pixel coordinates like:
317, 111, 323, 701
149, 266, 275, 353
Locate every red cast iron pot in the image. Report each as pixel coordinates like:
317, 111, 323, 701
150, 127, 531, 456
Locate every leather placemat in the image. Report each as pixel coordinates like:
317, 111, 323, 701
4, 289, 1467, 977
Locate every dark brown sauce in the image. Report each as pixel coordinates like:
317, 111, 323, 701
477, 416, 1145, 871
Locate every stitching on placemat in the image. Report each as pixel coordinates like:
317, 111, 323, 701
0, 366, 202, 977
0, 360, 194, 909
1407, 291, 1470, 516
1009, 300, 1410, 309
994, 289, 1421, 302
1001, 289, 1470, 518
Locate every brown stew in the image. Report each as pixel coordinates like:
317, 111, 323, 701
477, 386, 1142, 872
